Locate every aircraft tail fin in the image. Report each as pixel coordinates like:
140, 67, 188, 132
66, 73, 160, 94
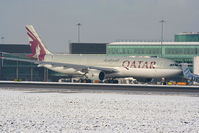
25, 25, 52, 61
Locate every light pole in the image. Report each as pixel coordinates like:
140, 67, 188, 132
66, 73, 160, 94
159, 20, 166, 57
77, 23, 81, 43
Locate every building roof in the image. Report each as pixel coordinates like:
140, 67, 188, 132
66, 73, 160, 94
109, 41, 199, 45
176, 32, 199, 35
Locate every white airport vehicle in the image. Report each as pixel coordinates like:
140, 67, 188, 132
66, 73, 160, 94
1, 25, 182, 82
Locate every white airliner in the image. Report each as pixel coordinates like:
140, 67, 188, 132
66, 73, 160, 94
2, 25, 182, 81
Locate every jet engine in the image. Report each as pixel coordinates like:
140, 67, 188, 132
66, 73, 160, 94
86, 69, 105, 81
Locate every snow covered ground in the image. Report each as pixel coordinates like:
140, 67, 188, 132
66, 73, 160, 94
0, 88, 199, 133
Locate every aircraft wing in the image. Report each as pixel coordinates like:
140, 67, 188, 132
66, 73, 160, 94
0, 56, 118, 73
39, 61, 117, 73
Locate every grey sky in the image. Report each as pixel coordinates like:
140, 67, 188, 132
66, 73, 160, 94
0, 0, 199, 53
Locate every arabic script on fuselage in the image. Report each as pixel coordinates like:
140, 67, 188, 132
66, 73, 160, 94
104, 59, 120, 62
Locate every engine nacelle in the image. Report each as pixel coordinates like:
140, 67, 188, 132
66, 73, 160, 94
86, 69, 105, 81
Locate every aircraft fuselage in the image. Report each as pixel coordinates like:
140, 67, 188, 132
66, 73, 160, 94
42, 54, 182, 78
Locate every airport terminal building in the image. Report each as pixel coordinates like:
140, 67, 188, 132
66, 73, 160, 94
1, 32, 199, 81
107, 41, 199, 64
0, 44, 68, 81
107, 32, 199, 64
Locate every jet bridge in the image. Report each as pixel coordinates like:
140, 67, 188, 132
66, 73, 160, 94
182, 56, 199, 83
